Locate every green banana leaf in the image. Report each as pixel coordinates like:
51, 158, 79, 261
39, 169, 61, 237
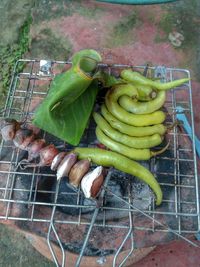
33, 50, 102, 145
56, 80, 99, 145
71, 49, 102, 66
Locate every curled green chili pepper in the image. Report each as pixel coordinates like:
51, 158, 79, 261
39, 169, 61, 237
107, 83, 138, 100
74, 147, 163, 205
135, 84, 155, 101
101, 104, 167, 137
105, 85, 166, 126
119, 91, 166, 114
93, 112, 163, 148
121, 69, 189, 91
98, 71, 154, 101
95, 126, 167, 160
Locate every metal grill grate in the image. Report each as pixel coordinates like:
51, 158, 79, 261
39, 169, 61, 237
0, 59, 199, 266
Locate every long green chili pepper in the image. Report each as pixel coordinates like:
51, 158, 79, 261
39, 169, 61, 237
121, 69, 189, 91
74, 147, 163, 206
96, 126, 169, 160
105, 88, 166, 126
119, 91, 166, 114
96, 126, 164, 160
101, 104, 167, 137
93, 112, 163, 149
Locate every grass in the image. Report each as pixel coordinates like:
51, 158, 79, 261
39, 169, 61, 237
106, 12, 138, 47
0, 15, 32, 101
34, 0, 105, 22
0, 224, 54, 267
114, 13, 137, 36
157, 0, 200, 79
76, 4, 105, 19
158, 0, 199, 48
30, 28, 72, 60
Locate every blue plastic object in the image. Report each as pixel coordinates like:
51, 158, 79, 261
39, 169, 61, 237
196, 232, 200, 241
96, 0, 178, 5
176, 106, 200, 158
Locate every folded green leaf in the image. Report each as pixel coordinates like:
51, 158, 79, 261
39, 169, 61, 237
33, 49, 102, 145
71, 49, 102, 66
57, 80, 99, 145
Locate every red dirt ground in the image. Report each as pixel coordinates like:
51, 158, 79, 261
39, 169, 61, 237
31, 2, 200, 138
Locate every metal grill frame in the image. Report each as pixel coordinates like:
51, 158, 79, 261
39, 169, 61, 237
0, 59, 199, 267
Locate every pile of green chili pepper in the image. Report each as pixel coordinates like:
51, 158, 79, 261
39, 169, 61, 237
85, 68, 188, 205
93, 69, 188, 160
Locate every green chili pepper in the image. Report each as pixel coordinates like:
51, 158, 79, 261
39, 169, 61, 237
95, 127, 168, 160
121, 69, 189, 91
100, 72, 124, 87
135, 84, 154, 101
105, 86, 166, 126
122, 83, 154, 101
93, 112, 163, 148
101, 104, 167, 137
33, 50, 102, 145
100, 72, 153, 100
109, 83, 138, 99
96, 126, 153, 160
119, 91, 166, 114
74, 147, 163, 205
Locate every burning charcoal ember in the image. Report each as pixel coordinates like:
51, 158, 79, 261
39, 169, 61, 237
52, 178, 96, 215
131, 182, 152, 210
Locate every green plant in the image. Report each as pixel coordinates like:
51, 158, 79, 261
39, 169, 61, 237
159, 0, 199, 48
114, 12, 137, 36
30, 28, 72, 60
0, 15, 32, 99
106, 12, 138, 47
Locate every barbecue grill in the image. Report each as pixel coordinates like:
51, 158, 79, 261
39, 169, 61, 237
0, 59, 199, 267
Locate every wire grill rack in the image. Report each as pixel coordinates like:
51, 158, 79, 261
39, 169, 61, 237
0, 59, 199, 267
